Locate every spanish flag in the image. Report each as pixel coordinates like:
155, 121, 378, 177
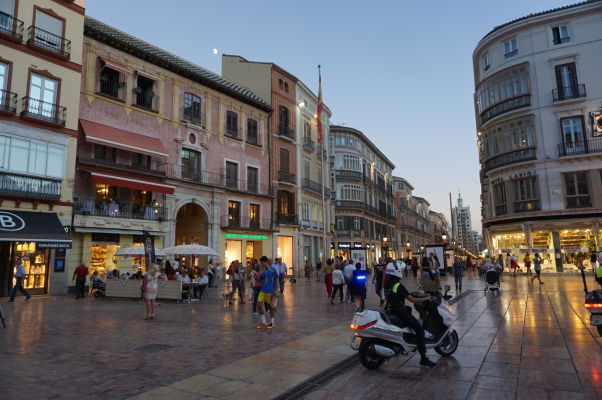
317, 66, 324, 143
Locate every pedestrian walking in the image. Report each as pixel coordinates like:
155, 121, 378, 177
343, 260, 355, 303
323, 258, 335, 297
524, 253, 532, 275
256, 256, 279, 329
531, 253, 544, 285
315, 259, 322, 282
251, 263, 262, 314
8, 257, 31, 302
143, 266, 160, 320
331, 265, 345, 304
276, 258, 288, 294
72, 263, 89, 299
452, 257, 464, 292
373, 258, 386, 305
304, 260, 313, 282
227, 261, 245, 304
350, 263, 367, 311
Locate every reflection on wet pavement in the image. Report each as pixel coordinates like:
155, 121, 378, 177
0, 275, 600, 399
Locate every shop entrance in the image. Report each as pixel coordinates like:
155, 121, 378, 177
176, 203, 208, 245
0, 242, 50, 297
277, 236, 293, 270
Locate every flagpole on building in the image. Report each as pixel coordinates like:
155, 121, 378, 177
317, 65, 327, 261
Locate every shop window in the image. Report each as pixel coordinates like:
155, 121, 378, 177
563, 171, 591, 208
225, 239, 242, 267
90, 234, 120, 275
512, 176, 539, 213
11, 242, 49, 294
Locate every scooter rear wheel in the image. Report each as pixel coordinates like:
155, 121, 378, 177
435, 330, 459, 356
358, 340, 385, 369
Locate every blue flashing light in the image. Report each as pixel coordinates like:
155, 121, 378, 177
356, 275, 366, 280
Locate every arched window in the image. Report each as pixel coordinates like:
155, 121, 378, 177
284, 82, 289, 92
278, 79, 284, 90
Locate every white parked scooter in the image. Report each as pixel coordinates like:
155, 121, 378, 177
350, 262, 459, 369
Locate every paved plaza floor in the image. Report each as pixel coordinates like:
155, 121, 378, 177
0, 274, 601, 400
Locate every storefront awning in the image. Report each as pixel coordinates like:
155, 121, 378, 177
0, 210, 71, 248
79, 119, 168, 158
99, 57, 130, 74
89, 172, 175, 194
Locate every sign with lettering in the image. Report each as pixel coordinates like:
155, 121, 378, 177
224, 233, 268, 240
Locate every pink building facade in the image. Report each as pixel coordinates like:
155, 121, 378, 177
68, 17, 273, 275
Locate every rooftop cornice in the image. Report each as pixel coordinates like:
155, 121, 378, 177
330, 125, 395, 170
84, 17, 272, 113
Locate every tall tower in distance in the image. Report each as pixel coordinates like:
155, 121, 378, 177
452, 192, 477, 254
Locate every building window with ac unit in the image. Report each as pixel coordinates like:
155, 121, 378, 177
563, 171, 591, 208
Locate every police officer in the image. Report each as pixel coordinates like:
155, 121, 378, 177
385, 261, 436, 367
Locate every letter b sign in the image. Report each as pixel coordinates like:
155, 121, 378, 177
0, 212, 25, 231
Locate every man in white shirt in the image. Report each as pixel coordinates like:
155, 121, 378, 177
9, 257, 31, 302
276, 258, 288, 294
194, 269, 209, 298
343, 261, 355, 303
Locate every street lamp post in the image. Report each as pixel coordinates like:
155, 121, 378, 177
406, 242, 411, 259
383, 236, 389, 258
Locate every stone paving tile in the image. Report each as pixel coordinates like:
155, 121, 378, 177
467, 388, 515, 400
484, 352, 521, 365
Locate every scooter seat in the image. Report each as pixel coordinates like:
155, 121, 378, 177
379, 311, 407, 328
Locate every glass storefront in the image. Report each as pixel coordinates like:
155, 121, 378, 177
559, 228, 596, 269
225, 239, 242, 267
277, 236, 293, 268
12, 242, 50, 294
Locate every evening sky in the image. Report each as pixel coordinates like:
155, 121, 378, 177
86, 0, 571, 231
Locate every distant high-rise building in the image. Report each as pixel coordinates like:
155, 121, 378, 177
452, 193, 477, 254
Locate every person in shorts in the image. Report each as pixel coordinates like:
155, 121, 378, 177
530, 253, 544, 285
256, 256, 279, 329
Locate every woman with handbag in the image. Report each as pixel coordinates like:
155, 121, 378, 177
143, 266, 160, 320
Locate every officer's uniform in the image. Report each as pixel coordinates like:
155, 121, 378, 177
386, 278, 427, 355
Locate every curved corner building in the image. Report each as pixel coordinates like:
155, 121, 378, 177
473, 0, 602, 272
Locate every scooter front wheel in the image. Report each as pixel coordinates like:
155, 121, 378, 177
435, 330, 459, 356
358, 340, 385, 370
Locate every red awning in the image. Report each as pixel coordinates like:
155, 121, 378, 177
80, 119, 168, 158
100, 57, 130, 74
89, 172, 175, 194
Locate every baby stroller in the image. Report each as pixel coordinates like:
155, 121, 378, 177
90, 279, 106, 298
484, 270, 500, 293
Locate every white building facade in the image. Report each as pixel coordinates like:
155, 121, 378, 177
473, 0, 602, 272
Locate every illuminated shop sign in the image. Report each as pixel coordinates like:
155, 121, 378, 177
224, 233, 268, 240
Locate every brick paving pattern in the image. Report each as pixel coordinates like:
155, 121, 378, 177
1, 274, 601, 399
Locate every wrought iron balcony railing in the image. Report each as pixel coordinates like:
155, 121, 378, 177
513, 200, 540, 213
133, 89, 159, 111
482, 148, 536, 172
558, 140, 602, 157
278, 170, 296, 184
302, 178, 330, 197
336, 169, 363, 181
0, 12, 24, 41
74, 198, 165, 221
98, 79, 126, 101
0, 89, 17, 114
21, 97, 66, 126
480, 94, 531, 124
277, 125, 294, 140
183, 108, 205, 127
0, 172, 61, 199
303, 136, 315, 151
27, 26, 71, 58
552, 84, 586, 102
220, 215, 271, 230
276, 212, 298, 225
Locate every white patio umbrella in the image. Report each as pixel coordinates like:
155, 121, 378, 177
115, 246, 166, 257
163, 244, 219, 257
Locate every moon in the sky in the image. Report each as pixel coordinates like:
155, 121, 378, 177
212, 48, 218, 55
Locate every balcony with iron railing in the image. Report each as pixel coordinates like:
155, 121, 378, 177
164, 164, 225, 187
480, 94, 531, 124
183, 108, 205, 128
552, 84, 586, 102
0, 172, 61, 199
278, 170, 296, 185
74, 198, 165, 221
133, 89, 159, 111
335, 200, 364, 210
277, 212, 298, 225
482, 147, 536, 173
334, 229, 364, 238
277, 125, 295, 140
302, 178, 330, 197
301, 219, 325, 231
495, 204, 508, 216
558, 139, 602, 157
303, 136, 315, 152
0, 12, 24, 41
336, 169, 363, 181
0, 89, 17, 114
21, 97, 66, 126
220, 215, 271, 230
27, 25, 71, 59
98, 78, 126, 101
513, 200, 540, 213
77, 154, 166, 177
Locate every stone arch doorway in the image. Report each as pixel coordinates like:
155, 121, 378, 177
175, 203, 208, 246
